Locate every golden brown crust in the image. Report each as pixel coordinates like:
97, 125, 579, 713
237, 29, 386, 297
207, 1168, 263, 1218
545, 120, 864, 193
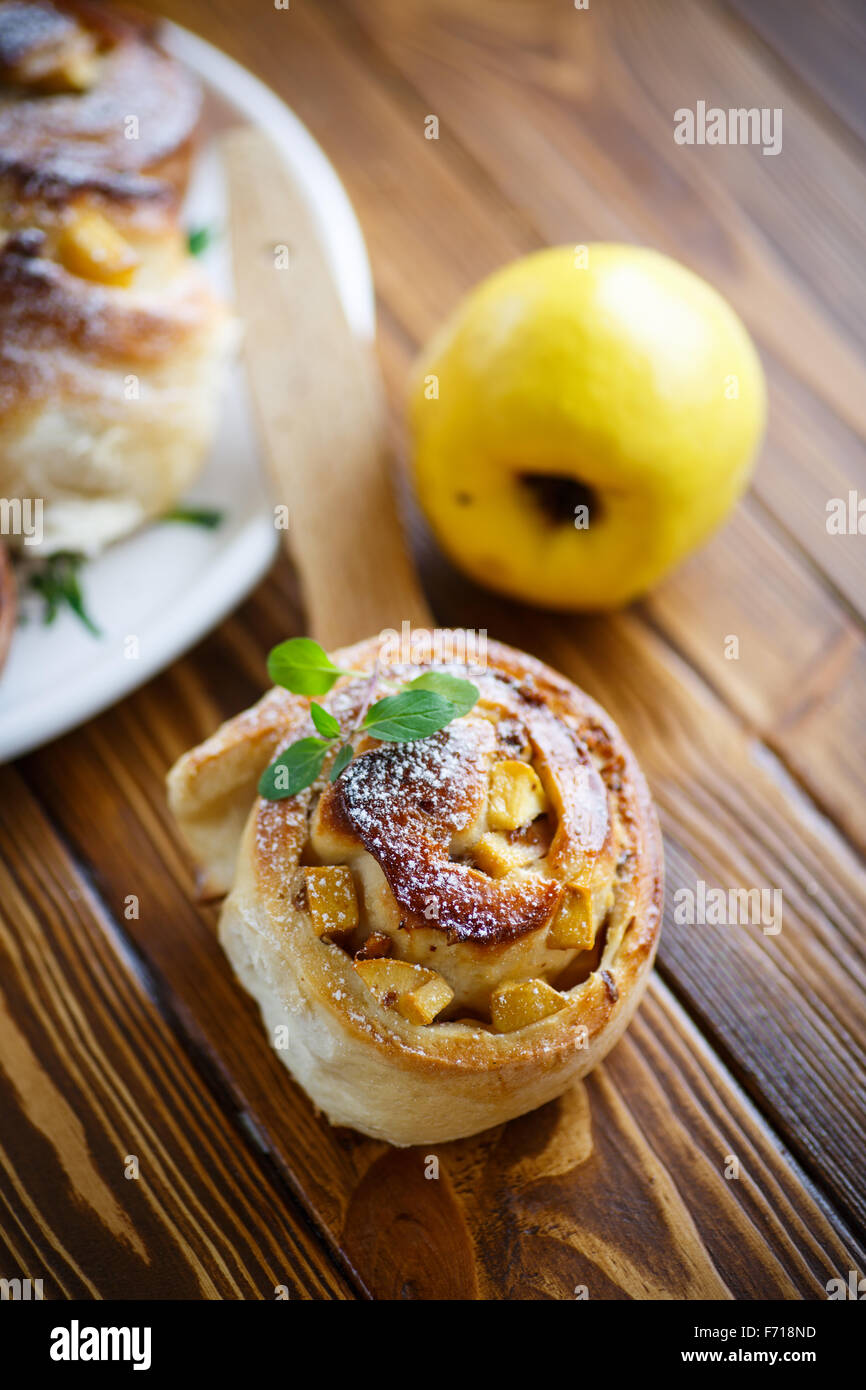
319, 721, 562, 944
314, 665, 611, 946
0, 230, 223, 410
0, 3, 229, 556
0, 227, 230, 554
0, 1, 201, 226
168, 633, 663, 1144
167, 687, 301, 900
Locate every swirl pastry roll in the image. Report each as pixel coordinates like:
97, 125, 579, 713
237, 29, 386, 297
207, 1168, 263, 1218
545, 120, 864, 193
168, 635, 663, 1146
0, 0, 230, 554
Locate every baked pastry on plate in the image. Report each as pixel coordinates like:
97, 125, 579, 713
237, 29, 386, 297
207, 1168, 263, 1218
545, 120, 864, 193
0, 0, 231, 555
168, 632, 663, 1146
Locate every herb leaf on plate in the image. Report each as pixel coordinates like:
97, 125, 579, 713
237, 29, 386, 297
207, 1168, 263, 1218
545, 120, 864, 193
162, 506, 224, 530
187, 225, 217, 256
27, 553, 100, 637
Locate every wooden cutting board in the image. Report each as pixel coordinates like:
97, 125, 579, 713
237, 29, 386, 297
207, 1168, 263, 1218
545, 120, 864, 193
0, 546, 14, 677
224, 126, 431, 650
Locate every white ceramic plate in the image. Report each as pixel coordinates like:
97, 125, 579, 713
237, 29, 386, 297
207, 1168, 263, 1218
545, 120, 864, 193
0, 21, 375, 763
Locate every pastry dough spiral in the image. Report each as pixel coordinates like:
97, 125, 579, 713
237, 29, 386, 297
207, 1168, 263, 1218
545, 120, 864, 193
0, 1, 230, 555
168, 634, 663, 1145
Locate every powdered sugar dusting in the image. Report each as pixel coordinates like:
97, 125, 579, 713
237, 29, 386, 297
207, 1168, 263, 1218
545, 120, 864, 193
254, 658, 616, 949
336, 718, 560, 943
0, 17, 201, 200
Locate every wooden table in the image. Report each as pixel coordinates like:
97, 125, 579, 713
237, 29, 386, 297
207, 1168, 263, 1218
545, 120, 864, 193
1, 0, 864, 1300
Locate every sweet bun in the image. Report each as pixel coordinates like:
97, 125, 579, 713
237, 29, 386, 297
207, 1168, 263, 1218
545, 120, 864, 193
0, 1, 231, 555
168, 634, 663, 1146
0, 226, 231, 554
0, 0, 200, 213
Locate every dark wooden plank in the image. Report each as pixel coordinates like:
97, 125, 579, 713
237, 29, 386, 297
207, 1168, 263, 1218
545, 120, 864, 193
345, 0, 866, 856
17, 563, 865, 1295
422, 561, 866, 1227
772, 632, 866, 850
726, 0, 866, 146
646, 500, 853, 731
7, 0, 860, 1298
644, 500, 866, 855
319, 0, 866, 610
0, 768, 354, 1300
188, 0, 866, 1227
749, 359, 866, 625
196, 0, 866, 849
344, 983, 865, 1300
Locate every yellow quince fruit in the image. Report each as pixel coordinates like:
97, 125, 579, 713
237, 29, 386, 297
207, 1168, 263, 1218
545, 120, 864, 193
409, 244, 766, 609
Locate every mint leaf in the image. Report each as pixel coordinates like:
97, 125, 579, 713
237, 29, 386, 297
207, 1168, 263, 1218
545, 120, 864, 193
267, 637, 343, 695
258, 647, 480, 801
162, 505, 223, 529
363, 689, 455, 742
310, 702, 341, 739
258, 737, 329, 799
28, 552, 100, 637
409, 672, 478, 718
329, 743, 354, 781
188, 225, 215, 256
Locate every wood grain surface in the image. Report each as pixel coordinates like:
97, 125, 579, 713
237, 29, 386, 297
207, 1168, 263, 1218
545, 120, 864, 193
1, 0, 864, 1300
0, 767, 352, 1299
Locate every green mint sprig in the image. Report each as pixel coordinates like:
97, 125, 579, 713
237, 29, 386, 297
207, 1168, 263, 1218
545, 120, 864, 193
187, 225, 217, 257
266, 636, 356, 695
257, 637, 479, 801
27, 552, 100, 637
161, 505, 224, 530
